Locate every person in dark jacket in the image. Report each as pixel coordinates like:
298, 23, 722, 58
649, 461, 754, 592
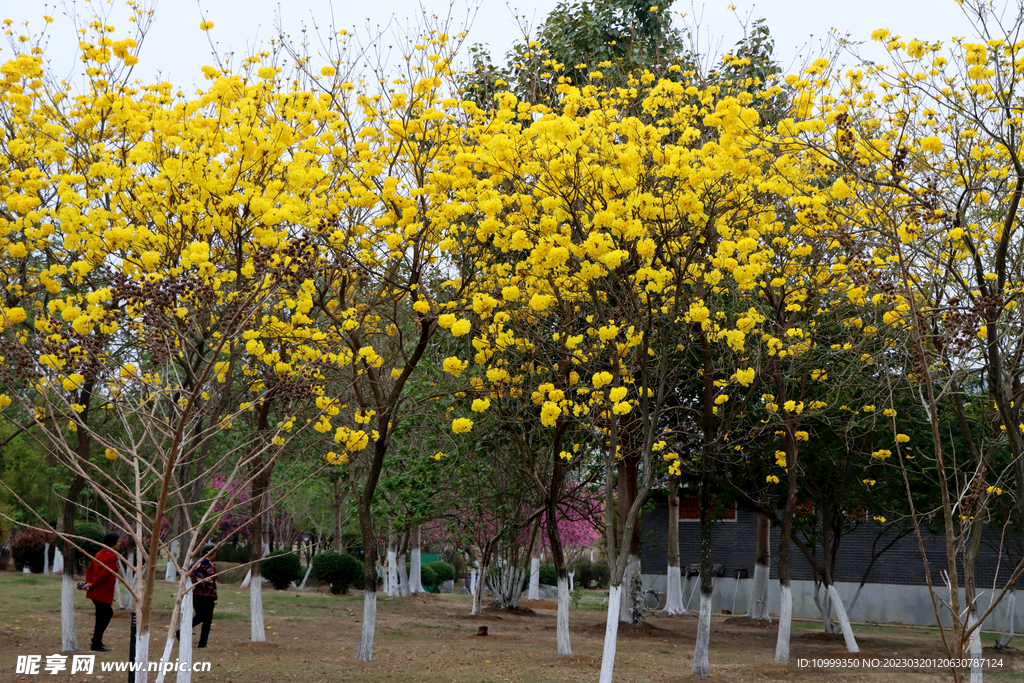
177, 544, 217, 648
83, 533, 120, 652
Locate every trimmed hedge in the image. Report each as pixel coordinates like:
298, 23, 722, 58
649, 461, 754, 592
262, 551, 302, 590
427, 561, 456, 584
419, 562, 437, 589
312, 552, 363, 594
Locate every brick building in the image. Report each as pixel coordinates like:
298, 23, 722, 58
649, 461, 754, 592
638, 493, 1024, 628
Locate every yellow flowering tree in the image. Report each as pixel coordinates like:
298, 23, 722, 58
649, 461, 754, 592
775, 3, 1024, 676
0, 10, 340, 675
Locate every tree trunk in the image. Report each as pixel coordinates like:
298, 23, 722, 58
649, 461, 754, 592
616, 456, 641, 624
409, 525, 425, 594
598, 584, 622, 683
471, 557, 490, 616
176, 578, 194, 683
968, 608, 983, 683
774, 435, 799, 663
997, 586, 1016, 648
135, 631, 151, 683
386, 535, 399, 597
828, 584, 859, 653
662, 476, 685, 615
249, 505, 267, 643
819, 506, 858, 652
59, 474, 86, 652
298, 561, 313, 590
692, 475, 713, 676
528, 546, 541, 601
398, 532, 411, 598
545, 490, 572, 655
813, 580, 835, 634
165, 539, 179, 583
332, 476, 345, 552
356, 478, 381, 661
746, 511, 771, 620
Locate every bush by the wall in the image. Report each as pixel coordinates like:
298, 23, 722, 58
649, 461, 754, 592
539, 563, 557, 586
262, 551, 302, 590
312, 552, 363, 594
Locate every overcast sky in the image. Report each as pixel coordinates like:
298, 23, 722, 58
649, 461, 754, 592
0, 0, 987, 88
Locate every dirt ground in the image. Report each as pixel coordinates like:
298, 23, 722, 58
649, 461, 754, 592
0, 572, 1018, 682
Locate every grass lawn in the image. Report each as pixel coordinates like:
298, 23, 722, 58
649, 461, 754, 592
0, 571, 1019, 682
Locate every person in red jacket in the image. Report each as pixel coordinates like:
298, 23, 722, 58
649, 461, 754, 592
83, 533, 120, 652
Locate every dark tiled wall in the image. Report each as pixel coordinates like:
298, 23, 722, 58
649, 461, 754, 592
640, 495, 1023, 588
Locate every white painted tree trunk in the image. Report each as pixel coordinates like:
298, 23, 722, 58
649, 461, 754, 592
123, 552, 136, 611
165, 541, 179, 583
43, 543, 50, 575
998, 587, 1016, 648
23, 564, 30, 573
470, 563, 486, 615
619, 553, 639, 623
240, 543, 270, 588
298, 562, 313, 590
556, 575, 572, 655
250, 565, 265, 642
775, 584, 793, 663
153, 625, 176, 683
469, 565, 477, 596
828, 584, 859, 653
386, 548, 399, 597
968, 609, 983, 683
692, 591, 712, 676
357, 590, 376, 660
398, 551, 411, 598
568, 569, 575, 592
409, 548, 425, 594
61, 571, 77, 651
528, 555, 541, 601
52, 549, 64, 573
746, 562, 770, 620
177, 579, 193, 683
410, 526, 425, 594
662, 565, 685, 615
813, 582, 834, 633
135, 631, 151, 683
598, 584, 622, 683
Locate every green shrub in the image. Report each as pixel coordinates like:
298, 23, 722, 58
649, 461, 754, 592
419, 563, 437, 589
261, 551, 301, 590
312, 551, 363, 594
539, 563, 557, 586
12, 529, 50, 572
427, 561, 455, 584
575, 560, 610, 589
216, 545, 251, 564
